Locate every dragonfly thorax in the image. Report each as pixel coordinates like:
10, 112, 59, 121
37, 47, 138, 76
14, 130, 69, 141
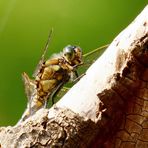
63, 45, 82, 66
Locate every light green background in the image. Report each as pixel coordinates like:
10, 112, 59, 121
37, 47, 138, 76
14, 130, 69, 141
0, 0, 147, 126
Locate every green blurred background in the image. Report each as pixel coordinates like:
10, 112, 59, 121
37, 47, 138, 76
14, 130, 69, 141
0, 0, 147, 126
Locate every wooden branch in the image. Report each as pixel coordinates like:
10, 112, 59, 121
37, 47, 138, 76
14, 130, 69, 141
0, 5, 148, 148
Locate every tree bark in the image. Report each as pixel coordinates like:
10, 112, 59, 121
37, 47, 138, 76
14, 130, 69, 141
0, 5, 148, 148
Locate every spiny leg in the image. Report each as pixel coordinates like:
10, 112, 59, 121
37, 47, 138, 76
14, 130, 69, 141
73, 73, 86, 83
70, 70, 85, 83
45, 82, 64, 106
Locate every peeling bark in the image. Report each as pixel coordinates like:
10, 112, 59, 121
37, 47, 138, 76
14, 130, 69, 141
0, 5, 148, 148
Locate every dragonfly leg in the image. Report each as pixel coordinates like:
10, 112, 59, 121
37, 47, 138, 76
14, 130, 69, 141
74, 70, 79, 78
50, 82, 64, 105
73, 73, 86, 83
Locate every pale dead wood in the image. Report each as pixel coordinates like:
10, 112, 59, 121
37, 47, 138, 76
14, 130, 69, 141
0, 5, 148, 148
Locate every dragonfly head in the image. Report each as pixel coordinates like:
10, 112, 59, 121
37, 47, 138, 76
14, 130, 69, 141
63, 45, 83, 66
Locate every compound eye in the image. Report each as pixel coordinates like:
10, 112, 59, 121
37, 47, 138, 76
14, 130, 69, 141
63, 45, 75, 62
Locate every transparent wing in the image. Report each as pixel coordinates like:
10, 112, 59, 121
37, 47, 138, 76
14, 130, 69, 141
33, 28, 53, 77
22, 72, 37, 114
22, 72, 37, 101
77, 44, 109, 75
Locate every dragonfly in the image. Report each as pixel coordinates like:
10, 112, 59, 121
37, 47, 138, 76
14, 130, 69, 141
18, 29, 108, 123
